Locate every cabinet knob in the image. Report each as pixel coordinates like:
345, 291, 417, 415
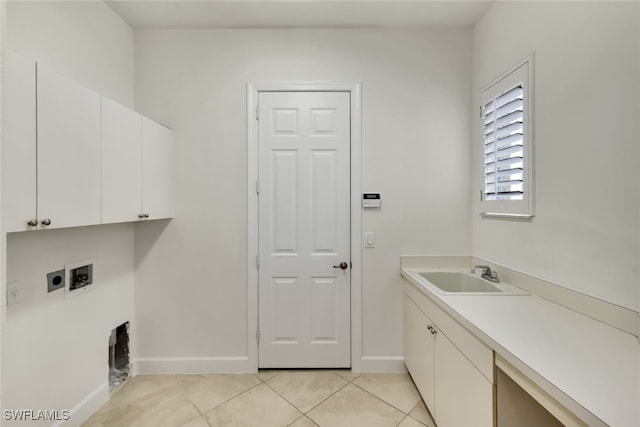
138, 214, 145, 219
27, 219, 38, 227
144, 213, 150, 218
41, 218, 52, 226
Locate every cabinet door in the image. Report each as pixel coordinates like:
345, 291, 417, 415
434, 329, 493, 427
101, 97, 142, 224
142, 117, 174, 220
37, 64, 101, 229
1, 52, 37, 232
404, 295, 436, 415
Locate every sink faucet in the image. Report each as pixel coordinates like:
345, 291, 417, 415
471, 265, 500, 283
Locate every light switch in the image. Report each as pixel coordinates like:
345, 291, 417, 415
365, 233, 375, 248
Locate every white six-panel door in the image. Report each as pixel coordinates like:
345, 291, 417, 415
258, 91, 351, 368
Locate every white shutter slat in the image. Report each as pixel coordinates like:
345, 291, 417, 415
497, 157, 523, 172
496, 144, 522, 161
495, 86, 523, 108
495, 110, 523, 130
496, 122, 522, 140
496, 133, 522, 151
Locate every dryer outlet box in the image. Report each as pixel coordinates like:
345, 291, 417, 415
47, 269, 65, 293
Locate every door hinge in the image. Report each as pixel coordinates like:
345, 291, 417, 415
256, 255, 260, 269
480, 189, 484, 201
256, 328, 260, 343
256, 105, 259, 120
256, 181, 260, 195
480, 106, 483, 118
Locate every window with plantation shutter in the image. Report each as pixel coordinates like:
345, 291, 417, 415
479, 57, 534, 217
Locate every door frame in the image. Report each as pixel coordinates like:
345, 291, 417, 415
247, 81, 362, 372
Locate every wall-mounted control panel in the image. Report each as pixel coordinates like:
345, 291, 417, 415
362, 193, 381, 208
65, 259, 95, 299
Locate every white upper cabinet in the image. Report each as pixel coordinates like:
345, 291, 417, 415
37, 64, 101, 229
101, 97, 143, 224
142, 118, 175, 220
1, 56, 174, 232
1, 52, 37, 232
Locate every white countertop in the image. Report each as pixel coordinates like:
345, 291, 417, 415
401, 267, 640, 427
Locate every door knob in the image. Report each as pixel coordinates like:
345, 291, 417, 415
41, 218, 52, 226
333, 262, 349, 270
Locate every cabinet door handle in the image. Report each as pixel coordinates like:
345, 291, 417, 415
41, 218, 52, 226
27, 219, 38, 227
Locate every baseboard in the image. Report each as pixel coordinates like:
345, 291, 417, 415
357, 356, 406, 373
51, 381, 109, 427
132, 356, 253, 374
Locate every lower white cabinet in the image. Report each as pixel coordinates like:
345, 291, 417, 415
403, 286, 494, 427
434, 325, 493, 426
404, 295, 436, 415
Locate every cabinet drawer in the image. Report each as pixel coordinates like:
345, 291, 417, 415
404, 281, 493, 382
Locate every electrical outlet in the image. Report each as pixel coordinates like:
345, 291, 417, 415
7, 281, 21, 305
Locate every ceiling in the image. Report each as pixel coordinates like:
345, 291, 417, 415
106, 0, 494, 29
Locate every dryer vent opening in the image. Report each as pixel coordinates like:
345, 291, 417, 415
109, 322, 130, 392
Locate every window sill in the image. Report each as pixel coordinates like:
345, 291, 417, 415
480, 212, 534, 220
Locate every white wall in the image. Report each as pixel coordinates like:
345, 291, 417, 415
3, 227, 134, 426
2, 2, 135, 425
7, 0, 134, 108
0, 0, 6, 420
472, 1, 640, 312
134, 28, 471, 370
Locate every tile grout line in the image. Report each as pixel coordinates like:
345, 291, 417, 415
260, 373, 320, 418
297, 375, 353, 417
349, 379, 416, 416
261, 371, 354, 422
184, 374, 266, 424
89, 373, 425, 427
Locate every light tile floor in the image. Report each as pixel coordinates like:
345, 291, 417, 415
82, 371, 436, 427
